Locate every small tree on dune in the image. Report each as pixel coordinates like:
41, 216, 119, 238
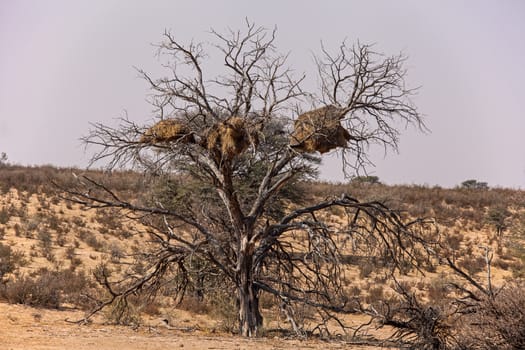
64, 21, 433, 337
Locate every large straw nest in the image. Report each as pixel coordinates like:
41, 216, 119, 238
140, 119, 195, 144
290, 105, 351, 154
204, 117, 252, 161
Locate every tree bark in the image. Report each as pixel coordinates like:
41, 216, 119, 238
237, 243, 263, 337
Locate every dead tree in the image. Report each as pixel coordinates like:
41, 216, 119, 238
63, 21, 430, 337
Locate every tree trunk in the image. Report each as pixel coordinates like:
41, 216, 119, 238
237, 247, 263, 337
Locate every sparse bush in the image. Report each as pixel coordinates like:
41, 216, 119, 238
458, 256, 485, 276
444, 231, 463, 252
13, 223, 21, 237
55, 232, 67, 247
22, 218, 41, 239
82, 231, 104, 251
178, 295, 210, 315
95, 210, 123, 232
209, 290, 238, 333
69, 257, 83, 271
37, 229, 55, 261
103, 296, 142, 326
493, 257, 511, 270
486, 206, 511, 251
365, 285, 385, 305
0, 242, 27, 280
0, 206, 11, 224
0, 268, 94, 309
141, 300, 162, 316
427, 277, 450, 304
456, 283, 525, 349
65, 246, 76, 260
72, 216, 86, 227
38, 229, 52, 249
46, 214, 61, 231
2, 273, 61, 308
108, 242, 125, 263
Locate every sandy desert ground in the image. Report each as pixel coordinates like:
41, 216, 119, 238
0, 303, 389, 350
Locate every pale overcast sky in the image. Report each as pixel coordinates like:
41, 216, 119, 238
1, 1, 524, 188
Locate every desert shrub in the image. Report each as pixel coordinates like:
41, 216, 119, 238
46, 213, 62, 231
0, 268, 93, 309
141, 300, 162, 316
29, 244, 39, 257
259, 291, 278, 309
0, 243, 27, 280
13, 223, 21, 237
177, 295, 210, 315
69, 257, 83, 271
444, 231, 463, 252
365, 285, 385, 305
95, 209, 122, 232
22, 217, 41, 239
55, 231, 67, 247
72, 216, 86, 227
347, 285, 362, 298
37, 229, 55, 261
208, 290, 238, 333
2, 273, 61, 308
11, 204, 27, 219
458, 256, 485, 276
492, 257, 511, 270
456, 283, 525, 350
486, 207, 511, 251
0, 206, 11, 224
81, 231, 104, 251
38, 229, 53, 249
108, 242, 125, 262
103, 296, 142, 326
427, 277, 451, 305
65, 246, 76, 260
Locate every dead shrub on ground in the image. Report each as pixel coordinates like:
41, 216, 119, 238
455, 283, 525, 350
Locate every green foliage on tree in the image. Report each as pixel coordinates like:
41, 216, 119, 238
460, 179, 489, 190
486, 207, 511, 234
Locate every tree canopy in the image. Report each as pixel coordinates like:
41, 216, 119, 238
64, 21, 433, 338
